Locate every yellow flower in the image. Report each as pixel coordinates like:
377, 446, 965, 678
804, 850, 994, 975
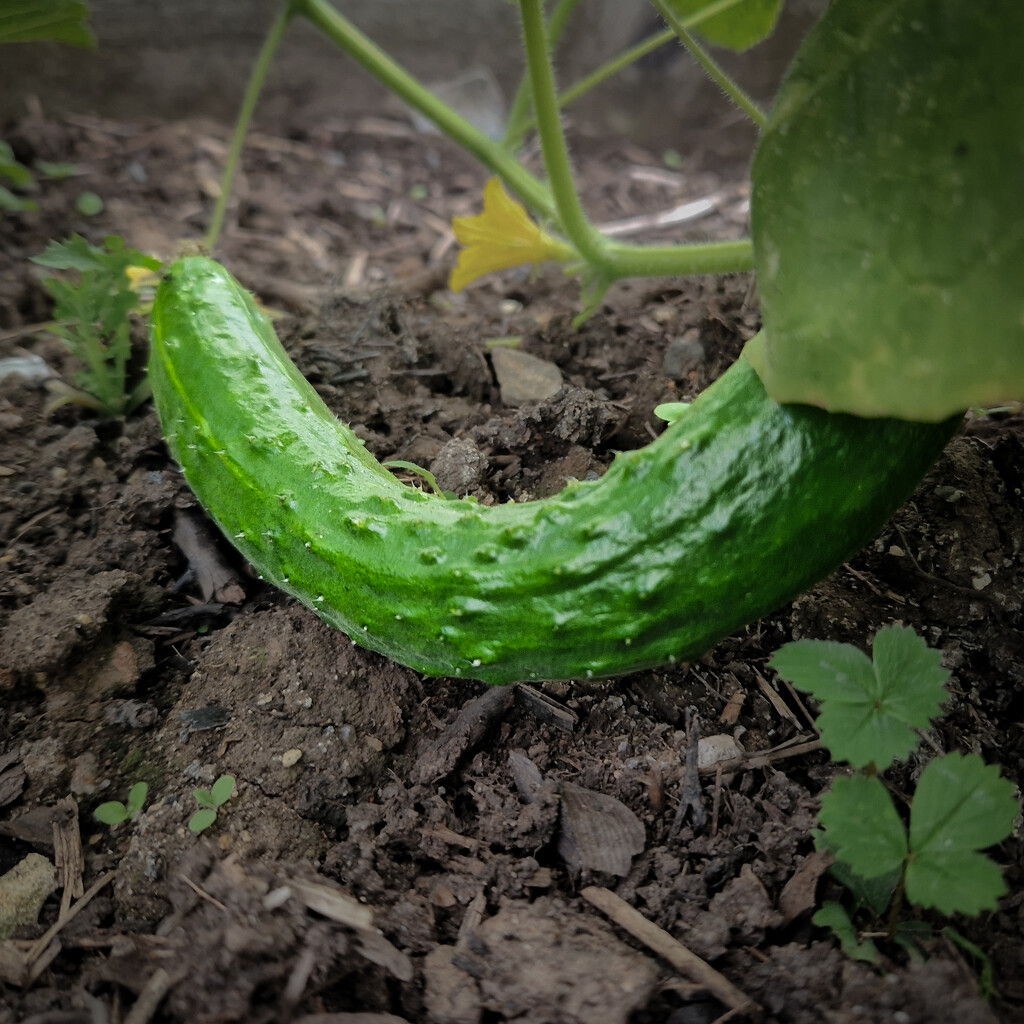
449, 178, 574, 292
125, 264, 161, 291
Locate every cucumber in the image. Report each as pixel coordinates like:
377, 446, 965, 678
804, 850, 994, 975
149, 257, 957, 685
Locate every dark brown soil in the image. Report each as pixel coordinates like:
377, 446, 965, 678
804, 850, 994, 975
1, 107, 1022, 1024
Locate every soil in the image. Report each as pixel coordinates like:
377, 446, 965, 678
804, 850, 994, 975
1, 104, 1022, 1024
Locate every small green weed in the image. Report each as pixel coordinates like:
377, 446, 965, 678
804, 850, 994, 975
94, 781, 148, 826
189, 775, 235, 834
31, 234, 162, 417
771, 625, 1018, 959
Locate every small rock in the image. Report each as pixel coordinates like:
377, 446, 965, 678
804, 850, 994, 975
663, 334, 706, 378
281, 748, 303, 768
431, 438, 489, 496
0, 853, 58, 939
70, 751, 101, 795
490, 347, 563, 406
0, 355, 51, 385
697, 734, 745, 769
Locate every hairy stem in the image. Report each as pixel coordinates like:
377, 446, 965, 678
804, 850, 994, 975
205, 4, 295, 251
503, 0, 584, 151
650, 0, 767, 130
558, 0, 748, 113
294, 0, 555, 219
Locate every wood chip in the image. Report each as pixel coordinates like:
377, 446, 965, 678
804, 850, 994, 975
778, 849, 834, 925
172, 509, 246, 605
52, 796, 84, 914
287, 878, 375, 931
514, 684, 578, 732
581, 886, 762, 1020
411, 684, 514, 784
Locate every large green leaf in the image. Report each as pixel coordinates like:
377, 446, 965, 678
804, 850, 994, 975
665, 0, 783, 52
751, 0, 1024, 421
0, 0, 94, 48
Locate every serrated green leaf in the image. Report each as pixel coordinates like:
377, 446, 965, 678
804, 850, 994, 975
211, 775, 235, 807
905, 753, 1017, 915
32, 234, 102, 271
819, 775, 907, 880
821, 848, 901, 917
193, 788, 214, 809
771, 626, 948, 768
751, 0, 1024, 420
188, 808, 217, 834
664, 0, 783, 52
0, 0, 95, 48
812, 901, 880, 963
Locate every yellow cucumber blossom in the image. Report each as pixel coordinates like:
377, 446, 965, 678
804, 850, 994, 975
449, 178, 574, 292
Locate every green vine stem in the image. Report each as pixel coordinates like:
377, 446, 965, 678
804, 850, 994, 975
649, 0, 767, 129
294, 0, 556, 220
519, 0, 753, 280
502, 0, 584, 152
205, 4, 295, 251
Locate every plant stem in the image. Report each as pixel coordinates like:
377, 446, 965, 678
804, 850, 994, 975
518, 0, 611, 272
649, 0, 767, 130
205, 4, 295, 251
294, 0, 555, 220
519, 0, 753, 280
887, 870, 907, 941
503, 0, 584, 151
557, 0, 748, 113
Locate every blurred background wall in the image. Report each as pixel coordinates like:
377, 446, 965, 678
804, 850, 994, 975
1, 0, 825, 147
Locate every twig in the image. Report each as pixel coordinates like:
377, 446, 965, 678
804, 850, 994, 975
581, 886, 761, 1019
123, 967, 188, 1024
177, 874, 228, 912
25, 871, 116, 970
698, 736, 822, 777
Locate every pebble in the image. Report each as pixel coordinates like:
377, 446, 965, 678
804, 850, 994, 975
281, 748, 303, 768
0, 853, 57, 940
490, 347, 563, 406
663, 334, 706, 378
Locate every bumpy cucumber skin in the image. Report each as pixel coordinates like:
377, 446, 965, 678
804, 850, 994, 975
149, 257, 956, 685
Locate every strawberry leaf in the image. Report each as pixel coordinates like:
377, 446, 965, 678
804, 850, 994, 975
770, 625, 948, 769
905, 753, 1018, 915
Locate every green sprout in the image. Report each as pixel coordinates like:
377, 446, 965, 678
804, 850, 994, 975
188, 775, 235, 834
31, 234, 162, 417
771, 625, 1019, 957
94, 781, 148, 826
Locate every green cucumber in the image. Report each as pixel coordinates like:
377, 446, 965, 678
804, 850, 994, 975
149, 257, 956, 685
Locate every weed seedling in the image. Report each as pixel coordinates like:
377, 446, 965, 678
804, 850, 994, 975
771, 625, 1018, 959
94, 781, 148, 826
189, 775, 235, 834
31, 234, 162, 417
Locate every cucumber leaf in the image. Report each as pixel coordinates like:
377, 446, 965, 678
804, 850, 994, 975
818, 775, 907, 881
770, 625, 949, 769
751, 0, 1024, 421
0, 0, 95, 48
905, 753, 1017, 915
664, 0, 783, 52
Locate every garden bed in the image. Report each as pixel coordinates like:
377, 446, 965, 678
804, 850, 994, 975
0, 106, 1022, 1023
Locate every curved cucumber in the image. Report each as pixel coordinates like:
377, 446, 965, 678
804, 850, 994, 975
149, 257, 956, 685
